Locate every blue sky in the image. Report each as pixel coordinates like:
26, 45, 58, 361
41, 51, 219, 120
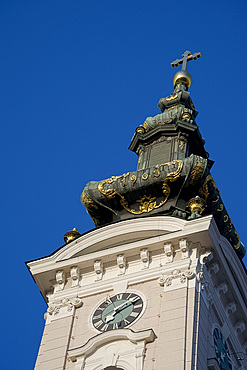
1, 1, 247, 368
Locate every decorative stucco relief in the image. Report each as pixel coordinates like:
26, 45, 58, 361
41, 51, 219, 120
47, 297, 82, 316
158, 269, 194, 287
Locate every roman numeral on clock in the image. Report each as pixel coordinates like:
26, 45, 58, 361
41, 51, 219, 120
93, 313, 102, 320
129, 311, 139, 318
101, 323, 109, 331
112, 322, 119, 330
134, 303, 143, 309
93, 320, 103, 329
124, 318, 131, 326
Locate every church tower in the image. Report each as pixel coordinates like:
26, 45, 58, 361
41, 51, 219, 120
27, 51, 247, 370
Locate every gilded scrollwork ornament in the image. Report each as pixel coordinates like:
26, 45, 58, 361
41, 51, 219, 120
153, 168, 160, 178
189, 157, 206, 185
165, 93, 178, 101
199, 174, 219, 200
198, 173, 244, 255
179, 140, 185, 150
81, 189, 98, 209
136, 195, 158, 213
97, 160, 183, 216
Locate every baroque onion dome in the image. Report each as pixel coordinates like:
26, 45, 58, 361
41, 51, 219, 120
81, 51, 245, 259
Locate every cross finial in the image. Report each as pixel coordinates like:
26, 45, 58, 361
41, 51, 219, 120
171, 50, 201, 71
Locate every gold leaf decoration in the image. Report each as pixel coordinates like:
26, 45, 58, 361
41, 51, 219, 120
81, 189, 98, 209
199, 175, 220, 200
189, 157, 206, 185
98, 160, 183, 215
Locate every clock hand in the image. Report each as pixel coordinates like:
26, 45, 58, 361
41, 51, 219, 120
105, 314, 115, 323
105, 304, 124, 323
112, 296, 139, 313
105, 302, 129, 322
129, 296, 140, 303
105, 300, 134, 323
114, 301, 130, 311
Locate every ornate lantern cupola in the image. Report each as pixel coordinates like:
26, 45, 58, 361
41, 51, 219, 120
130, 50, 209, 171
81, 51, 245, 260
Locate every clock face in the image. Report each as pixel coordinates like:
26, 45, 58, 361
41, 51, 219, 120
92, 292, 144, 332
213, 327, 232, 370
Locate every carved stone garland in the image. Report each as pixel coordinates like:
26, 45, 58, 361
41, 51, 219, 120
158, 269, 194, 287
47, 298, 82, 316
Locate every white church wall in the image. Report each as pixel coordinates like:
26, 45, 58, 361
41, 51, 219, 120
28, 216, 247, 369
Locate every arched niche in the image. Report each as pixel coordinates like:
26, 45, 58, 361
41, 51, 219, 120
68, 328, 155, 370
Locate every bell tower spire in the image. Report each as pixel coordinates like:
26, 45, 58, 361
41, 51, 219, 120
27, 52, 247, 370
80, 51, 245, 259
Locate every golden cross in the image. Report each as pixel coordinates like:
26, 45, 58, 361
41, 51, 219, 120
171, 50, 201, 71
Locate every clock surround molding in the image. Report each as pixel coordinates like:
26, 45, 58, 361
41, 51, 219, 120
68, 328, 155, 370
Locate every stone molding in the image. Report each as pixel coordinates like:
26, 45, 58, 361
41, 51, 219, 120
43, 233, 207, 302
217, 283, 228, 296
164, 242, 174, 263
55, 216, 200, 262
225, 302, 237, 317
207, 357, 221, 369
56, 270, 65, 291
140, 248, 150, 269
234, 321, 246, 334
94, 260, 103, 280
49, 260, 192, 304
27, 216, 216, 298
71, 266, 80, 287
117, 254, 126, 275
244, 341, 247, 356
179, 239, 190, 259
207, 254, 247, 360
196, 269, 213, 306
208, 263, 220, 276
52, 215, 214, 263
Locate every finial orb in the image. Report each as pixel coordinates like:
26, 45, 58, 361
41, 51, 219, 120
64, 227, 81, 244
173, 70, 192, 88
187, 196, 206, 220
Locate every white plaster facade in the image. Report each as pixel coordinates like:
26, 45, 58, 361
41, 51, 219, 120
27, 215, 247, 370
